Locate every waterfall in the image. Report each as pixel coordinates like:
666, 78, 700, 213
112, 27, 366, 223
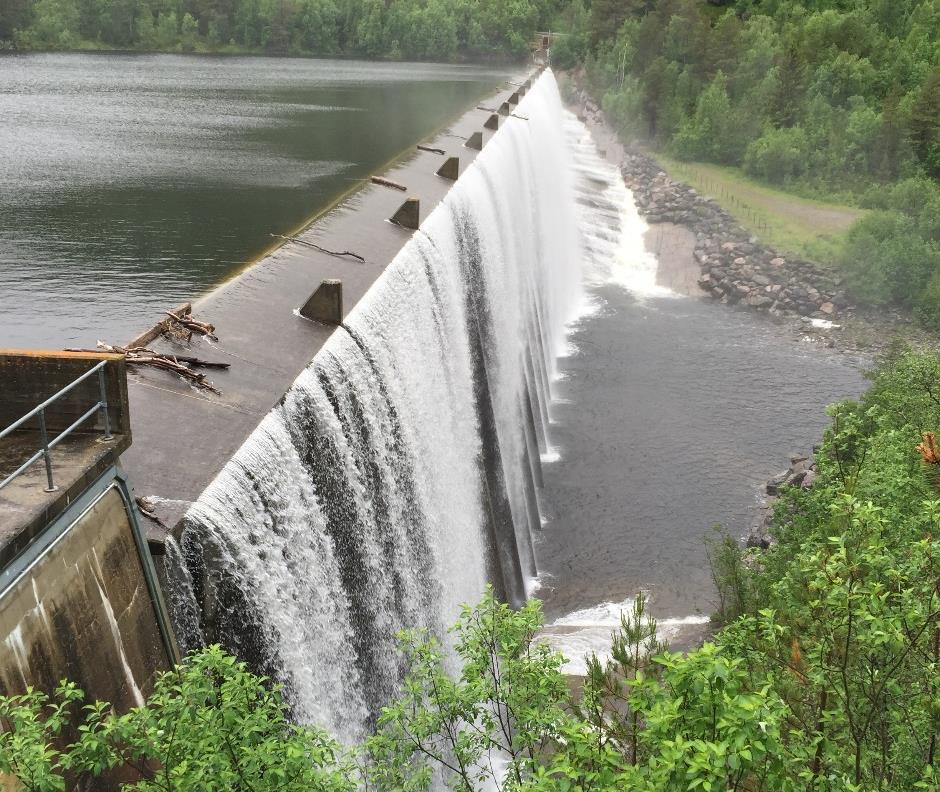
177, 71, 583, 740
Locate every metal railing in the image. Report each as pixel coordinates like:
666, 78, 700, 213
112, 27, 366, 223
0, 360, 114, 493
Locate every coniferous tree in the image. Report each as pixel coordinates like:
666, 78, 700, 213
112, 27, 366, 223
911, 67, 940, 178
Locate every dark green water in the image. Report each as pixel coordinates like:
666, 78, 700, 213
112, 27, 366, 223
0, 53, 507, 348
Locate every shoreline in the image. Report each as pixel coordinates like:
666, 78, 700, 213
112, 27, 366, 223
0, 45, 526, 68
562, 73, 933, 359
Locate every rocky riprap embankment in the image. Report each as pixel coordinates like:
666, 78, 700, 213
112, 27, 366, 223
747, 454, 818, 548
620, 152, 855, 327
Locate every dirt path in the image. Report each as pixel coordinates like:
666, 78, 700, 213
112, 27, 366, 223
657, 157, 864, 263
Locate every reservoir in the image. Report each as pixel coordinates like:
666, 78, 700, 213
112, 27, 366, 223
0, 53, 506, 348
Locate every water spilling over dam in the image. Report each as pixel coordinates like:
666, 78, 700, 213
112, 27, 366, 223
178, 73, 583, 739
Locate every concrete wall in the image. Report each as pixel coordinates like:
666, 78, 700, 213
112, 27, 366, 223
0, 480, 172, 700
1, 350, 132, 570
0, 351, 129, 437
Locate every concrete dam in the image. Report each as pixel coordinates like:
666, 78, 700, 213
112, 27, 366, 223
0, 68, 587, 740
174, 71, 583, 739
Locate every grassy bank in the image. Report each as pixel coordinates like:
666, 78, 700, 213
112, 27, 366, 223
654, 154, 865, 266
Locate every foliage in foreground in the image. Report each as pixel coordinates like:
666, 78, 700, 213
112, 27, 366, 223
2, 350, 940, 790
0, 646, 356, 791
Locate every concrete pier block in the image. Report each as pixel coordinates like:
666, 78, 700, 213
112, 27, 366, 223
484, 114, 499, 130
465, 131, 483, 150
436, 156, 459, 181
498, 101, 511, 116
390, 198, 420, 230
299, 279, 343, 324
508, 92, 520, 105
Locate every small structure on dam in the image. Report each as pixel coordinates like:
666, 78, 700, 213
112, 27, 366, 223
0, 351, 177, 708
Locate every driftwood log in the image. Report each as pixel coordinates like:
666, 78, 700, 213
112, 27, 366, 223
417, 144, 446, 155
370, 175, 407, 191
135, 497, 167, 528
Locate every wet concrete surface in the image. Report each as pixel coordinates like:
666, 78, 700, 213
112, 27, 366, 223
0, 432, 130, 566
646, 222, 704, 297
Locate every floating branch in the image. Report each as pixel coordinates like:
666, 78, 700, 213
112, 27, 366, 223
510, 113, 530, 121
165, 310, 218, 342
476, 106, 497, 113
270, 233, 365, 263
156, 353, 229, 369
371, 175, 407, 191
417, 144, 446, 155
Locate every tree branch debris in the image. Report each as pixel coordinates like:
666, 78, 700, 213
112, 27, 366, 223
65, 343, 226, 394
371, 175, 407, 191
164, 310, 217, 341
270, 233, 365, 262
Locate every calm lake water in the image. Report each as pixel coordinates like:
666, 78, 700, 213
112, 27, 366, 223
0, 53, 506, 348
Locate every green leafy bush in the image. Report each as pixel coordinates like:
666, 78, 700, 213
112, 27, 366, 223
842, 177, 940, 314
0, 647, 356, 791
743, 126, 810, 184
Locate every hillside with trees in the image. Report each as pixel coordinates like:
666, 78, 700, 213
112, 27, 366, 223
556, 0, 940, 325
0, 0, 561, 60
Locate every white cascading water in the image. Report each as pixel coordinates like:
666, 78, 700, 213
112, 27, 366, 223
178, 71, 584, 740
564, 111, 674, 298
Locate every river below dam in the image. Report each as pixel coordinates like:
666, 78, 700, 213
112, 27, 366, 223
0, 53, 507, 348
530, 118, 868, 670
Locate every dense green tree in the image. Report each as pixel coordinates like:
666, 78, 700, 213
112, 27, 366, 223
588, 0, 648, 48
912, 67, 940, 178
673, 71, 737, 162
0, 0, 33, 42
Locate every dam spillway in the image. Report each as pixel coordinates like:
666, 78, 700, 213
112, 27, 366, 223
175, 72, 582, 738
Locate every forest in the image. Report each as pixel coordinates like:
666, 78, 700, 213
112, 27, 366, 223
556, 0, 940, 323
0, 0, 562, 60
